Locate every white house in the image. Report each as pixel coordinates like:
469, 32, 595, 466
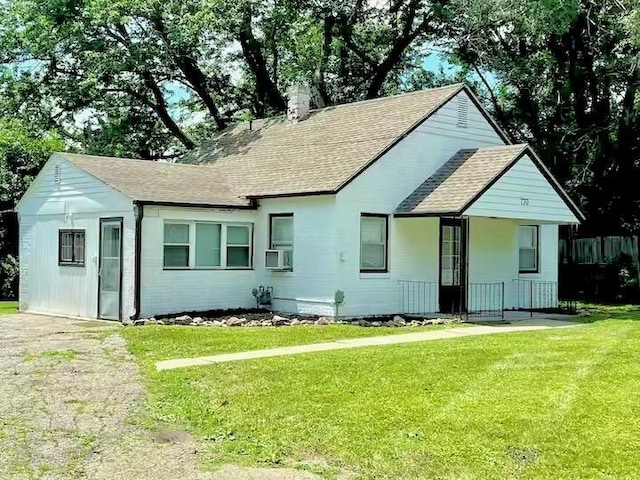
15, 83, 583, 321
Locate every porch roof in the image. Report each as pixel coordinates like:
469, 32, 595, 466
394, 144, 584, 221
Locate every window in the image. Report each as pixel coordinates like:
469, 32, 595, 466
519, 225, 538, 273
360, 214, 388, 272
195, 223, 221, 267
164, 223, 190, 267
270, 214, 293, 269
226, 225, 251, 267
163, 221, 252, 269
59, 229, 85, 266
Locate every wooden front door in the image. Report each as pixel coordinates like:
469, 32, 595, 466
439, 218, 468, 314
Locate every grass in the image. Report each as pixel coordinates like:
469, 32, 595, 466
25, 349, 78, 362
121, 323, 454, 363
125, 307, 640, 479
0, 300, 18, 315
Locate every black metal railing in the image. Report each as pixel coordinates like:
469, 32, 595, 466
467, 282, 505, 319
398, 280, 438, 316
512, 279, 576, 314
399, 280, 505, 319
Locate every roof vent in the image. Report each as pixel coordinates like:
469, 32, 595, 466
53, 163, 61, 184
287, 84, 311, 123
457, 96, 469, 128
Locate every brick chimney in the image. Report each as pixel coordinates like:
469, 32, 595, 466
287, 84, 311, 123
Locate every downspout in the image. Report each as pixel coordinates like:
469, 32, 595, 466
132, 202, 144, 320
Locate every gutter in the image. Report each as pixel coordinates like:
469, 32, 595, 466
132, 201, 144, 320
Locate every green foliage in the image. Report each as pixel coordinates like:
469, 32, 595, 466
0, 119, 63, 299
445, 0, 640, 233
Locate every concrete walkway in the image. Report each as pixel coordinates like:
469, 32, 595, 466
156, 318, 579, 371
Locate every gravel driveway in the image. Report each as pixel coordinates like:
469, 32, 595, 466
0, 314, 320, 480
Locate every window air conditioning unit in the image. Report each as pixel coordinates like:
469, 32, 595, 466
265, 250, 286, 270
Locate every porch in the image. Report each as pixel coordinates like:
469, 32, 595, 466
397, 278, 577, 320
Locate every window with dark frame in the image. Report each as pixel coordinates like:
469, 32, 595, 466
360, 214, 388, 272
269, 214, 293, 270
518, 225, 539, 273
59, 229, 85, 266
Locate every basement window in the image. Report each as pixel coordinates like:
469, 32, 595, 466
59, 229, 85, 266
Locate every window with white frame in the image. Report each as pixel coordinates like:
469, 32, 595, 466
519, 225, 538, 273
270, 214, 293, 269
59, 229, 85, 266
360, 214, 388, 272
163, 222, 252, 269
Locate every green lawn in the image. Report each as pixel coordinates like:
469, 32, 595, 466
0, 301, 18, 315
122, 323, 453, 363
124, 307, 640, 479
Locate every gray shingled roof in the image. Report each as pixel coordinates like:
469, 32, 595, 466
59, 83, 470, 207
61, 153, 252, 207
395, 144, 529, 215
180, 83, 465, 198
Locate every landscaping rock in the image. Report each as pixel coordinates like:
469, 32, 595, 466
315, 317, 330, 325
191, 317, 204, 324
393, 315, 406, 327
261, 320, 273, 327
290, 318, 300, 325
121, 318, 134, 327
272, 315, 289, 326
384, 320, 395, 327
371, 321, 381, 327
133, 318, 148, 326
164, 317, 175, 325
203, 321, 214, 326
300, 319, 314, 325
212, 320, 222, 327
226, 316, 247, 327
157, 320, 165, 325
174, 315, 192, 325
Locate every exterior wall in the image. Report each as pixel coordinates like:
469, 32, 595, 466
138, 196, 338, 317
465, 155, 579, 223
139, 206, 258, 317
513, 223, 559, 309
334, 89, 506, 317
17, 157, 135, 319
255, 196, 338, 316
467, 218, 559, 311
467, 217, 518, 311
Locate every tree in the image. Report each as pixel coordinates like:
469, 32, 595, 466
443, 0, 640, 233
0, 120, 64, 298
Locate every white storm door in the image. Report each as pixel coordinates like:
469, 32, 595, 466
98, 219, 122, 320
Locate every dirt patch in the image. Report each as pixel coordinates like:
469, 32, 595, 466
0, 313, 322, 480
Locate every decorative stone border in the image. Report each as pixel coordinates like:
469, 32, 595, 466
123, 314, 461, 328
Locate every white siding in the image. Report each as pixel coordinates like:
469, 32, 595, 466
138, 196, 338, 318
139, 206, 258, 317
255, 197, 338, 316
17, 157, 135, 319
333, 90, 507, 317
464, 155, 579, 223
467, 217, 518, 311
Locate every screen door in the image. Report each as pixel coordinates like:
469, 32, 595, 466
98, 218, 122, 320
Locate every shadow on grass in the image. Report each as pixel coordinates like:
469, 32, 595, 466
573, 303, 640, 323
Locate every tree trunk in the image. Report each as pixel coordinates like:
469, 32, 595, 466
238, 7, 286, 115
